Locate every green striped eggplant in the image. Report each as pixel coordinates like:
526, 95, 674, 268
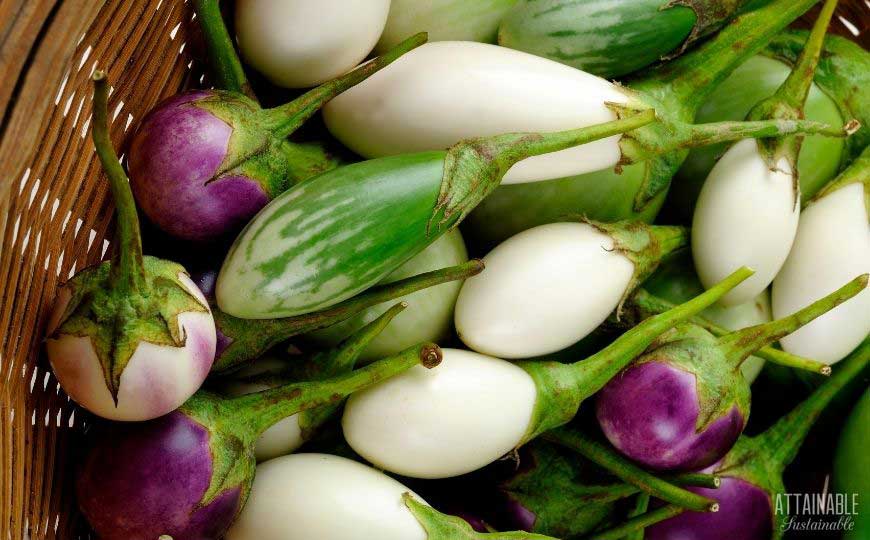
668, 31, 869, 220
375, 0, 518, 54
499, 0, 745, 79
216, 111, 656, 319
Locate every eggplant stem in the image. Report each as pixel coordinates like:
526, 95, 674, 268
761, 338, 870, 470
638, 0, 824, 113
774, 0, 839, 112
91, 72, 146, 294
230, 343, 441, 439
544, 428, 718, 513
680, 118, 849, 149
267, 33, 428, 139
625, 290, 831, 375
625, 493, 651, 540
190, 0, 256, 100
581, 505, 685, 540
810, 146, 870, 205
568, 267, 753, 396
718, 274, 869, 367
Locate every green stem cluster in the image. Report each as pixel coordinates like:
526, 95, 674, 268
623, 289, 831, 374
718, 274, 869, 368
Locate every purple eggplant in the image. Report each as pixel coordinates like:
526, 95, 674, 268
595, 274, 868, 471
646, 337, 870, 540
128, 33, 425, 243
45, 73, 216, 421
76, 340, 442, 540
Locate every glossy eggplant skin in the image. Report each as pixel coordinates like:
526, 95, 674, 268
834, 389, 870, 540
499, 0, 741, 79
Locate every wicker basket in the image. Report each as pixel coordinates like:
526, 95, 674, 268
0, 1, 865, 538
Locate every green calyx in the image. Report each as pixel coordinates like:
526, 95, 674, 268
745, 0, 841, 199
641, 324, 751, 432
763, 31, 870, 170
621, 288, 831, 374
57, 74, 210, 403
580, 219, 688, 315
52, 257, 210, 403
194, 33, 429, 195
518, 267, 754, 445
211, 260, 483, 373
404, 494, 557, 540
714, 339, 870, 539
429, 109, 658, 235
192, 342, 442, 509
660, 0, 746, 60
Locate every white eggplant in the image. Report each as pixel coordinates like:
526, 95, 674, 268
235, 0, 391, 88
772, 182, 870, 365
343, 348, 537, 479
455, 221, 686, 358
323, 41, 629, 184
226, 454, 428, 540
374, 0, 518, 53
692, 139, 800, 306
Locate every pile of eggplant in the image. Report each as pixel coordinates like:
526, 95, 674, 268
46, 0, 868, 538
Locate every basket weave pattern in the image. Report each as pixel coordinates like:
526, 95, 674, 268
0, 1, 865, 538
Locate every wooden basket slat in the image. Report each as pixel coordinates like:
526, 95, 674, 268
0, 1, 864, 539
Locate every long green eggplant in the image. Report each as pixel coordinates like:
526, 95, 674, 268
217, 111, 656, 318
668, 31, 869, 220
499, 0, 745, 79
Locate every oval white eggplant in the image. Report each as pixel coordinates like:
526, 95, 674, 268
226, 453, 428, 540
772, 183, 870, 364
692, 139, 800, 306
219, 357, 303, 461
235, 0, 391, 88
454, 222, 635, 358
308, 229, 468, 362
374, 0, 518, 53
323, 41, 629, 184
342, 348, 537, 478
45, 273, 216, 421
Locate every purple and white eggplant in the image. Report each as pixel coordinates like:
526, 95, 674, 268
76, 342, 441, 540
45, 73, 216, 421
645, 337, 870, 540
128, 33, 425, 243
342, 269, 751, 479
454, 220, 686, 358
595, 273, 868, 471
